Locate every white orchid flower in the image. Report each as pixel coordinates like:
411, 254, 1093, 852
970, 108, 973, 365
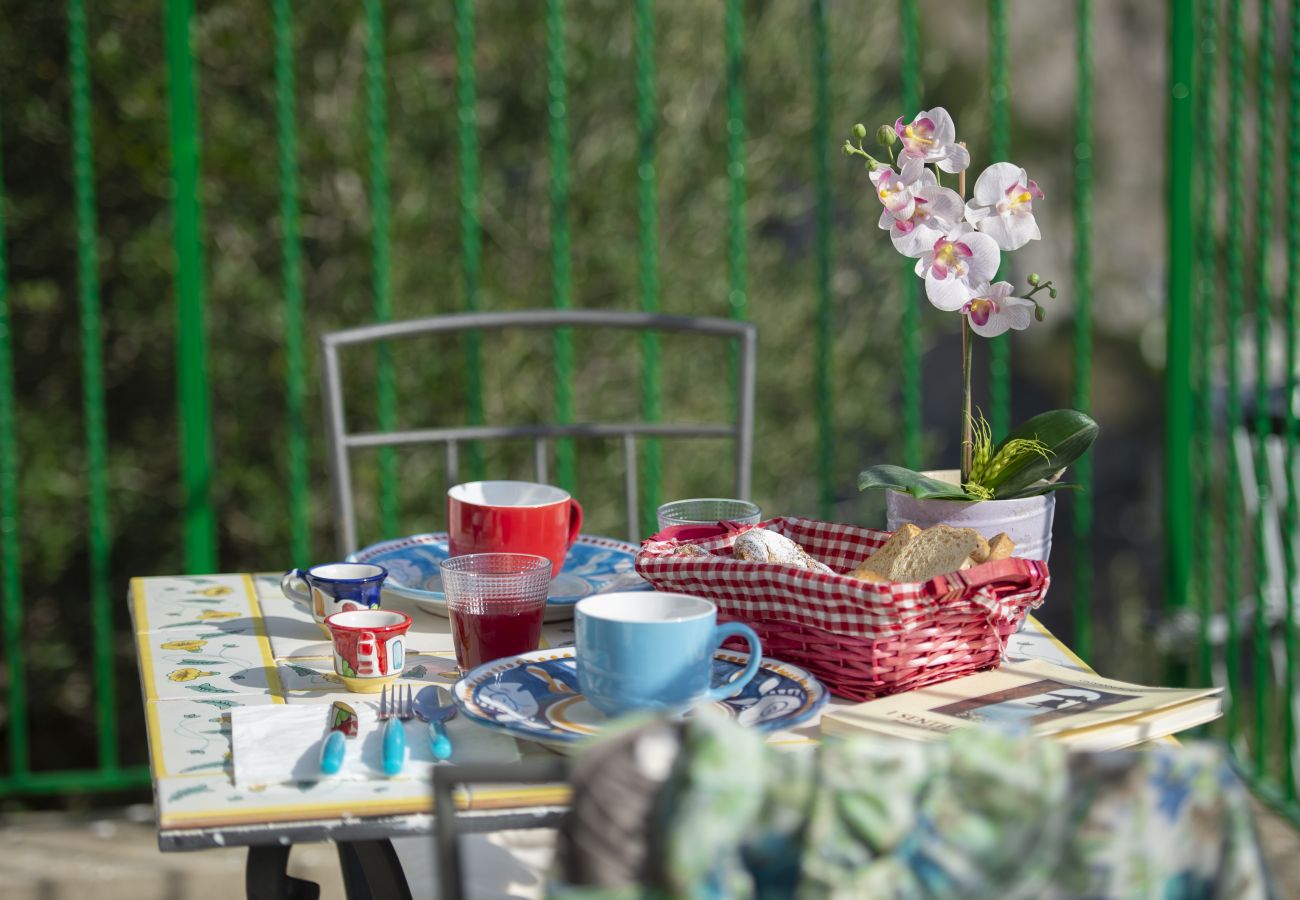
963, 281, 1036, 337
869, 165, 919, 221
964, 162, 1044, 250
889, 183, 966, 257
894, 107, 970, 174
914, 226, 1001, 311
870, 162, 965, 257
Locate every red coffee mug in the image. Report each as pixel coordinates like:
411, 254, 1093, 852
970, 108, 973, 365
447, 481, 583, 576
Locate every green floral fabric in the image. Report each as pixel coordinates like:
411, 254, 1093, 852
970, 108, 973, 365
548, 713, 1271, 899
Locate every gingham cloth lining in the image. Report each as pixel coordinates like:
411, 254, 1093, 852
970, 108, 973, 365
635, 516, 1049, 640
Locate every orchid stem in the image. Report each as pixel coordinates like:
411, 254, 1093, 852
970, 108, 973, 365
958, 141, 972, 485
962, 316, 973, 484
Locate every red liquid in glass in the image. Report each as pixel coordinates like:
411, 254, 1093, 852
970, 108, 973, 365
449, 604, 546, 670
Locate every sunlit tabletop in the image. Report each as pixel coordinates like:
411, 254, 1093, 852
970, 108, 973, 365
128, 572, 1089, 850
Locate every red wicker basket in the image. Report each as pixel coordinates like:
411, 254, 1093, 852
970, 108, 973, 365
634, 516, 1050, 701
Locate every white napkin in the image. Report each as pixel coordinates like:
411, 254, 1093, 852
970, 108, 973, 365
231, 698, 521, 788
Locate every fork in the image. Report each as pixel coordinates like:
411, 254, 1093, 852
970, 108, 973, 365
379, 684, 410, 776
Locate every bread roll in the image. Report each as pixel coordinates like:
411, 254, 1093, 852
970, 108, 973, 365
732, 528, 834, 574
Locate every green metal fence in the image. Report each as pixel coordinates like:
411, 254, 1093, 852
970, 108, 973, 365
1176, 0, 1300, 820
1, 0, 1281, 822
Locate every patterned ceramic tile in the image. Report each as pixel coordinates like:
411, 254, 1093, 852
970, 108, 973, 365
142, 631, 282, 701
147, 694, 278, 779
130, 575, 258, 634
155, 771, 437, 832
1005, 616, 1087, 671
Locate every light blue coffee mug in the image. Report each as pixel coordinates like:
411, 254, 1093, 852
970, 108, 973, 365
575, 592, 763, 717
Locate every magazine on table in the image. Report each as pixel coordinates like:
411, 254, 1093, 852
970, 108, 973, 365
820, 659, 1223, 751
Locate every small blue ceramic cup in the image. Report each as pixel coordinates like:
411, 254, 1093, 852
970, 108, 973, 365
281, 562, 387, 632
575, 591, 762, 717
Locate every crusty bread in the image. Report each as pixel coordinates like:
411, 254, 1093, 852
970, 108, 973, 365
733, 528, 834, 574
982, 532, 1015, 562
888, 524, 989, 583
849, 523, 921, 580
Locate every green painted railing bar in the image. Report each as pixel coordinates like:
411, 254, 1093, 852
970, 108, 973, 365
899, 0, 921, 471
1223, 0, 1245, 741
547, 0, 575, 494
1071, 0, 1093, 663
1166, 0, 1194, 682
1193, 0, 1218, 688
811, 0, 832, 519
0, 765, 149, 796
0, 116, 26, 778
165, 0, 217, 573
1249, 0, 1276, 778
725, 0, 747, 329
1284, 0, 1300, 801
69, 0, 117, 770
987, 0, 1010, 439
727, 0, 749, 449
635, 0, 661, 538
274, 0, 309, 567
364, 0, 398, 538
455, 0, 485, 481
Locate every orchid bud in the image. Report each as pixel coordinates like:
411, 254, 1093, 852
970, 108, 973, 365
842, 139, 854, 156
852, 123, 867, 140
1035, 305, 1046, 322
864, 159, 878, 171
1027, 272, 1041, 286
1048, 286, 1058, 299
876, 124, 897, 147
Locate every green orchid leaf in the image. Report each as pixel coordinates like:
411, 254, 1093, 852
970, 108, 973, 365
857, 465, 977, 500
982, 409, 1099, 499
994, 481, 1085, 501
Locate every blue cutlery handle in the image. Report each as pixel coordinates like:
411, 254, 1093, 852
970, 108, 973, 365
382, 717, 406, 776
428, 720, 452, 761
320, 730, 345, 775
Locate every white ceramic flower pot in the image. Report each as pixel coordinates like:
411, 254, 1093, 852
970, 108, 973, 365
884, 469, 1056, 562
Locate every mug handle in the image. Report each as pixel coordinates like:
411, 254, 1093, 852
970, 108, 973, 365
566, 498, 584, 549
281, 568, 311, 605
702, 622, 763, 703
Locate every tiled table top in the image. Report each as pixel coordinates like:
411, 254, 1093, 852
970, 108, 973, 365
129, 572, 1087, 850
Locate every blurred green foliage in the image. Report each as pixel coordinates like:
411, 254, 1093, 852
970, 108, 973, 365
0, 0, 1114, 789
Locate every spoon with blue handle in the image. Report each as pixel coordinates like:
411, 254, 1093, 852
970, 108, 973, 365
413, 685, 456, 760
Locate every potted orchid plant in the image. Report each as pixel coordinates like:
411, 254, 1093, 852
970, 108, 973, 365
845, 107, 1097, 560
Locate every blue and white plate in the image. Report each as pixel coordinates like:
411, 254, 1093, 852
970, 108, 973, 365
347, 532, 650, 621
452, 647, 829, 744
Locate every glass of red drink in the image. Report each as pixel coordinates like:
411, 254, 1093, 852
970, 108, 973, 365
440, 553, 551, 673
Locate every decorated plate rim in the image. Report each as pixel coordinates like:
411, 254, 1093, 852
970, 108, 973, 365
451, 646, 829, 743
347, 531, 642, 607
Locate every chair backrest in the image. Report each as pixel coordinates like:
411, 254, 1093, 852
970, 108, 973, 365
320, 310, 757, 556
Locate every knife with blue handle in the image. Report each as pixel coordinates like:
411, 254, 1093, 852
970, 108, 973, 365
319, 701, 357, 775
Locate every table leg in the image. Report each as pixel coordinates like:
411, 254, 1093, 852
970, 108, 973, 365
246, 845, 321, 900
337, 839, 413, 900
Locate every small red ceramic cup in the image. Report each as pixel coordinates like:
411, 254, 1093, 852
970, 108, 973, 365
447, 481, 582, 577
324, 609, 412, 694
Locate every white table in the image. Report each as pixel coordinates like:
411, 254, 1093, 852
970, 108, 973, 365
129, 571, 1090, 896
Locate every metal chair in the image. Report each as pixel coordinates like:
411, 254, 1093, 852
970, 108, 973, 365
320, 310, 757, 556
